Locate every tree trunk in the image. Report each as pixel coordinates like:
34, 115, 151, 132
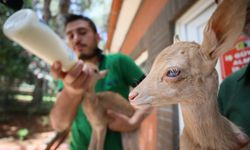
55, 0, 70, 37
31, 78, 43, 107
43, 0, 51, 22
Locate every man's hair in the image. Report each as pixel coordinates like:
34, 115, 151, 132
64, 14, 97, 33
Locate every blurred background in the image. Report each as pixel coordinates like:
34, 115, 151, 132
1, 0, 249, 149
0, 0, 111, 149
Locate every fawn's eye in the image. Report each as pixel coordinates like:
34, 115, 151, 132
162, 67, 184, 83
166, 68, 180, 77
93, 69, 98, 73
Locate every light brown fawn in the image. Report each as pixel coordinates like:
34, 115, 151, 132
81, 63, 135, 150
129, 0, 249, 149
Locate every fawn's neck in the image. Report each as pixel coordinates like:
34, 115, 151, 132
180, 94, 236, 148
83, 89, 98, 105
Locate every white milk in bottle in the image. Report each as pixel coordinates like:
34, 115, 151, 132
3, 9, 77, 71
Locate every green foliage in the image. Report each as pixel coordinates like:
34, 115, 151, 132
23, 0, 33, 8
17, 128, 29, 141
0, 5, 33, 82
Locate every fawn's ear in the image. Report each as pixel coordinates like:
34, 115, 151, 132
98, 70, 108, 79
201, 0, 246, 62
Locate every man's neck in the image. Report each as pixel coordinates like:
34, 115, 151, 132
78, 47, 103, 65
84, 56, 100, 66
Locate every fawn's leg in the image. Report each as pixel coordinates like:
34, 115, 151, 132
96, 126, 107, 150
88, 130, 97, 150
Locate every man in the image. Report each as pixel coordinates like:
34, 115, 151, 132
50, 14, 150, 150
218, 62, 250, 135
217, 0, 250, 147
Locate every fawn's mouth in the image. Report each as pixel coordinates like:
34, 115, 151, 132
129, 96, 153, 107
130, 102, 152, 110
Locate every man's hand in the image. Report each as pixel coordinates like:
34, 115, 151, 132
107, 105, 152, 132
50, 60, 95, 131
226, 117, 250, 149
235, 132, 249, 149
51, 60, 93, 97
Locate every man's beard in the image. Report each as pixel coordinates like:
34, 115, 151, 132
78, 49, 98, 60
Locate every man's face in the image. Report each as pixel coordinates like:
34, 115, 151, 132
65, 19, 99, 58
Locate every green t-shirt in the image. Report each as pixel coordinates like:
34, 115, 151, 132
218, 64, 250, 136
58, 53, 144, 150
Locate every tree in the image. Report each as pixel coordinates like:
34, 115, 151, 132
0, 5, 33, 95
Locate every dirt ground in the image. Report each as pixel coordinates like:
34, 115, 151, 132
0, 113, 69, 150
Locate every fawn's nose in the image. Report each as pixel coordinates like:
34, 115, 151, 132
129, 91, 138, 101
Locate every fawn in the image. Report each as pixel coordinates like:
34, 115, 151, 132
129, 0, 249, 149
82, 63, 135, 150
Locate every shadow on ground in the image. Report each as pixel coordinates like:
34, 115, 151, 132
0, 113, 69, 150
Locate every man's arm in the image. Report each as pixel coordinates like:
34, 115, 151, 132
50, 89, 83, 131
107, 106, 152, 132
49, 60, 93, 131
